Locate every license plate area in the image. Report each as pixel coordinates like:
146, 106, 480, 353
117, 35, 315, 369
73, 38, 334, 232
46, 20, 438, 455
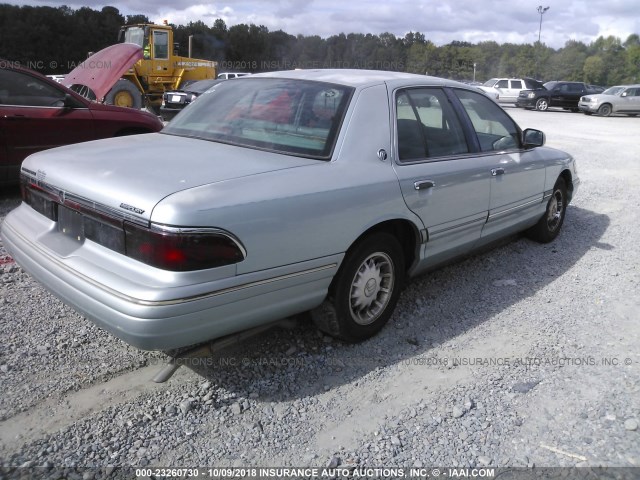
57, 205, 85, 243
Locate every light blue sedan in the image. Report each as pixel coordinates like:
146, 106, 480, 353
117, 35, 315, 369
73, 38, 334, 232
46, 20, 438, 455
1, 69, 579, 350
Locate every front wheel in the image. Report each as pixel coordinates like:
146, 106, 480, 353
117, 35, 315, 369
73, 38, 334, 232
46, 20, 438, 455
105, 79, 142, 109
312, 233, 404, 342
535, 98, 549, 111
526, 177, 567, 243
597, 104, 612, 117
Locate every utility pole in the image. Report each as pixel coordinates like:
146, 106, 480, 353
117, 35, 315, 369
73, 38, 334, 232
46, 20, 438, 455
536, 6, 550, 80
537, 6, 550, 44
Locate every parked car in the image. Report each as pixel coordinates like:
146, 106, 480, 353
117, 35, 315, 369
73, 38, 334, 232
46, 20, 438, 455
578, 85, 640, 116
516, 81, 597, 112
0, 55, 164, 185
475, 86, 499, 103
46, 74, 66, 83
217, 72, 251, 80
587, 84, 606, 94
160, 79, 226, 121
1, 70, 579, 351
479, 78, 545, 103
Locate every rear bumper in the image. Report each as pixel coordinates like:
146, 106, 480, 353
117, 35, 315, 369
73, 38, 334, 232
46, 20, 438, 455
515, 98, 536, 108
1, 204, 338, 350
159, 105, 186, 121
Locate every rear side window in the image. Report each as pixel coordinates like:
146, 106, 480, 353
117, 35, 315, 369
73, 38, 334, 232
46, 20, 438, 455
396, 88, 469, 161
511, 80, 523, 89
453, 89, 521, 152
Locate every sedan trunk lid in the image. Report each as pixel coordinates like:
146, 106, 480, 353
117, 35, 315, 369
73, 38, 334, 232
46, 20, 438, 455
21, 133, 319, 223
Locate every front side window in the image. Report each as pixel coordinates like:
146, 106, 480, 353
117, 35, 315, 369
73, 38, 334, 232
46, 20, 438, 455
496, 80, 509, 88
0, 70, 64, 107
453, 89, 520, 152
163, 78, 353, 159
396, 88, 469, 161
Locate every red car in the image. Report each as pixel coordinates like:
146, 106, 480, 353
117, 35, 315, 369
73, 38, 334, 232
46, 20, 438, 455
0, 45, 163, 185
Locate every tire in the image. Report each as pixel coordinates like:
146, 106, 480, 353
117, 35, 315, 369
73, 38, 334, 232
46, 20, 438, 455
104, 79, 142, 109
526, 177, 567, 243
571, 108, 579, 113
535, 98, 549, 111
597, 104, 612, 117
311, 232, 404, 342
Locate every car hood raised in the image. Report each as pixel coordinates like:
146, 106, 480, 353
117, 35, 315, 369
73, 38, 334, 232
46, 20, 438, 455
21, 133, 318, 223
61, 44, 142, 102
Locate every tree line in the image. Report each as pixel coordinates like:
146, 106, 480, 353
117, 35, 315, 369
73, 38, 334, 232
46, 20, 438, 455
1, 4, 639, 86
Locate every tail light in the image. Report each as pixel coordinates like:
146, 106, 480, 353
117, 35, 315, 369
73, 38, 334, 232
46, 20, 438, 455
20, 174, 244, 272
124, 222, 245, 271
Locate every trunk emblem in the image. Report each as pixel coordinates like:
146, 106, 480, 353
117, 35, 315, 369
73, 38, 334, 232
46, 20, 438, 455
119, 203, 145, 215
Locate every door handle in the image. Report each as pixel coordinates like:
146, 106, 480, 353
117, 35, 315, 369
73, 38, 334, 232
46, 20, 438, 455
414, 180, 435, 190
3, 115, 28, 121
491, 168, 505, 176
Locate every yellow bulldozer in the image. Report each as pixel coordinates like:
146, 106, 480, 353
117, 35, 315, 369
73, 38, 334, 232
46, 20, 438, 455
108, 23, 217, 110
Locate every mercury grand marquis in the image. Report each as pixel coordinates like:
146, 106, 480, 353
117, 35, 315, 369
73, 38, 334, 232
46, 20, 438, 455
1, 69, 579, 350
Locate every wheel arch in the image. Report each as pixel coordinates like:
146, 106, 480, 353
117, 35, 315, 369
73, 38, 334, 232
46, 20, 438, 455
598, 103, 613, 115
559, 168, 575, 203
330, 218, 421, 293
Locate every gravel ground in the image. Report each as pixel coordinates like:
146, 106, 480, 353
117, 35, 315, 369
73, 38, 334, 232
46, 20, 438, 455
0, 108, 638, 478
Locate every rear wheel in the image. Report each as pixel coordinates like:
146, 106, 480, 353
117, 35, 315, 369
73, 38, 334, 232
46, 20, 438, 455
526, 177, 567, 243
597, 104, 612, 117
312, 233, 404, 342
535, 98, 549, 111
105, 79, 142, 109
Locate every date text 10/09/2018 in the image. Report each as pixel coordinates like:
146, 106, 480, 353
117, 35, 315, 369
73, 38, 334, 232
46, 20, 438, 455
135, 467, 496, 478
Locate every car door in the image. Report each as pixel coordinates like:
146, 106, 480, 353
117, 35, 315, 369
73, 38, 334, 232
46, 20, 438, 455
0, 118, 7, 183
452, 88, 547, 241
506, 79, 524, 102
494, 79, 510, 102
0, 69, 95, 181
619, 87, 640, 113
392, 87, 492, 269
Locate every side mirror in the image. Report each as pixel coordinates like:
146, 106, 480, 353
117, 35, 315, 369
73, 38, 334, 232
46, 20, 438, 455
621, 92, 628, 97
522, 128, 545, 149
63, 93, 83, 109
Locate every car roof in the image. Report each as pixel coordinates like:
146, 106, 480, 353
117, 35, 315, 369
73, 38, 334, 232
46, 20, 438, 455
249, 69, 464, 89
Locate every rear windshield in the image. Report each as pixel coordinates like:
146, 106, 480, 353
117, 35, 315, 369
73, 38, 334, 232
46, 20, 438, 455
163, 78, 353, 159
524, 78, 545, 89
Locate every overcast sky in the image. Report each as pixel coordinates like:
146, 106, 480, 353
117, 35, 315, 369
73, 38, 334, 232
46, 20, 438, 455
9, 0, 639, 49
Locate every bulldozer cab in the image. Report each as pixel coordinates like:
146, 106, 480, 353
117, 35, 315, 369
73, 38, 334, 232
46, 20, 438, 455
120, 25, 169, 63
